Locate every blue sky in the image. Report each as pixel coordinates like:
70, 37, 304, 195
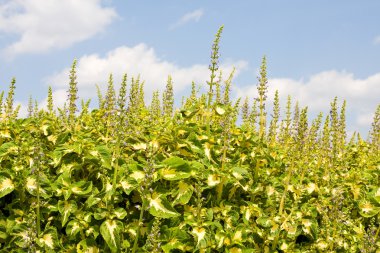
0, 0, 379, 136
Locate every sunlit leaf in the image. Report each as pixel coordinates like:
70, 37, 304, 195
173, 181, 193, 205
96, 145, 112, 169
132, 143, 147, 151
148, 192, 180, 218
159, 156, 192, 180
256, 216, 273, 228
129, 171, 145, 183
100, 219, 123, 253
66, 220, 82, 237
58, 200, 78, 226
191, 227, 206, 247
207, 174, 221, 187
119, 177, 138, 195
113, 207, 127, 220
0, 174, 14, 198
0, 130, 11, 139
0, 142, 18, 156
371, 187, 380, 205
25, 176, 50, 199
215, 105, 226, 115
71, 181, 93, 196
358, 200, 380, 218
76, 238, 100, 253
37, 227, 58, 250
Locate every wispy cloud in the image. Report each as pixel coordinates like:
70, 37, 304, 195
170, 8, 204, 30
374, 35, 380, 45
0, 0, 117, 57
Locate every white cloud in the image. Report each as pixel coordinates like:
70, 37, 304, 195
170, 9, 204, 30
38, 89, 68, 111
0, 0, 117, 56
46, 43, 248, 103
235, 70, 380, 134
374, 36, 380, 45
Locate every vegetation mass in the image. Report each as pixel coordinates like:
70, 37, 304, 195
0, 27, 379, 252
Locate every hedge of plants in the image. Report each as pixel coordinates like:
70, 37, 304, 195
0, 27, 379, 252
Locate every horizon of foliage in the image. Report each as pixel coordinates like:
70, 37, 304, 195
0, 26, 379, 252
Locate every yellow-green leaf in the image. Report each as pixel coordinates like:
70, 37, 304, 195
100, 219, 123, 253
207, 174, 220, 187
0, 175, 14, 198
148, 192, 180, 218
37, 228, 58, 250
173, 181, 193, 205
58, 200, 78, 226
215, 106, 226, 115
71, 181, 93, 196
66, 220, 82, 237
358, 200, 380, 218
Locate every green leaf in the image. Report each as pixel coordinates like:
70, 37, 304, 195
25, 176, 51, 199
191, 227, 207, 248
371, 187, 380, 205
256, 217, 273, 228
96, 145, 112, 169
0, 174, 14, 198
93, 208, 109, 220
37, 227, 58, 250
113, 207, 128, 220
173, 181, 193, 205
66, 220, 82, 238
207, 174, 221, 187
58, 200, 78, 226
358, 200, 380, 218
214, 104, 226, 115
132, 143, 147, 150
180, 109, 197, 119
85, 194, 102, 208
119, 177, 138, 195
162, 156, 187, 168
100, 219, 123, 253
0, 142, 18, 157
0, 130, 12, 139
76, 238, 100, 253
159, 167, 192, 181
148, 192, 180, 218
159, 156, 191, 181
71, 181, 93, 196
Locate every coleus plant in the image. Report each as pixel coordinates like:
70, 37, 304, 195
0, 26, 379, 253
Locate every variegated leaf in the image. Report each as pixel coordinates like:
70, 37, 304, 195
173, 181, 193, 205
0, 174, 14, 198
71, 181, 93, 196
358, 200, 380, 218
58, 200, 78, 226
148, 192, 180, 218
66, 220, 82, 237
100, 219, 123, 253
37, 227, 58, 250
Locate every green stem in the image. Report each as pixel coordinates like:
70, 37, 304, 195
207, 76, 215, 136
196, 182, 202, 226
36, 155, 41, 237
111, 139, 120, 206
217, 130, 228, 202
132, 198, 146, 253
374, 222, 380, 244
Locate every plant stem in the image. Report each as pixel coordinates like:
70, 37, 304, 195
111, 138, 120, 206
374, 223, 380, 244
132, 198, 146, 253
35, 149, 41, 237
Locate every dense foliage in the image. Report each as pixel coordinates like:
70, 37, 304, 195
0, 27, 379, 252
